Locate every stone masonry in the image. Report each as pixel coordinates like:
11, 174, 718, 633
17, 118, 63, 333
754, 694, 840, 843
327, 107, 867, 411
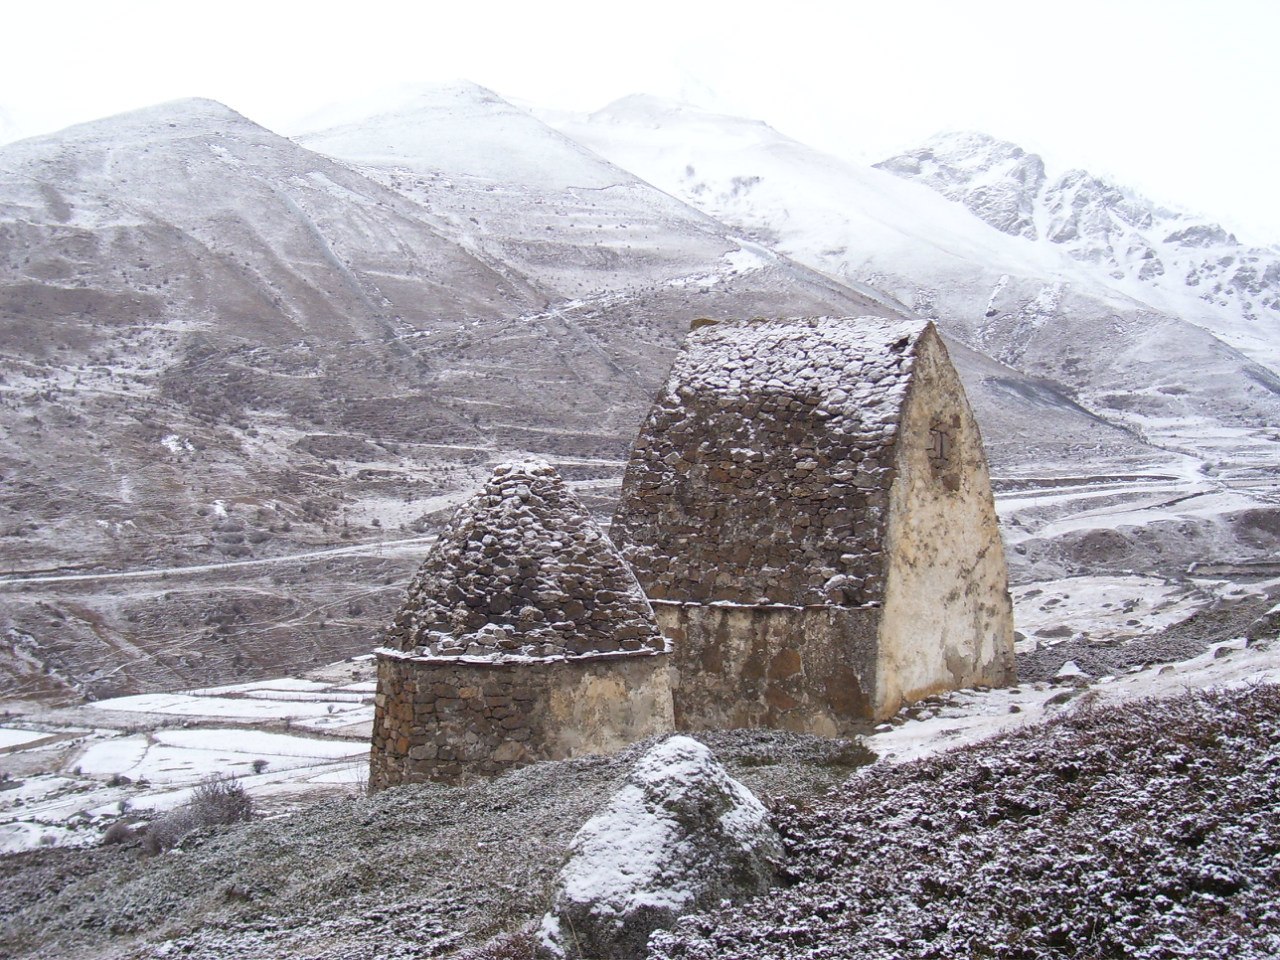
613, 316, 913, 608
372, 653, 673, 786
386, 460, 665, 659
371, 460, 674, 787
611, 317, 1015, 730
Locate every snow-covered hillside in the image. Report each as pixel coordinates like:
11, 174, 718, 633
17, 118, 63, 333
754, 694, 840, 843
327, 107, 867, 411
0, 89, 898, 703
878, 132, 1280, 372
3, 83, 1277, 710
547, 97, 1280, 471
296, 81, 814, 300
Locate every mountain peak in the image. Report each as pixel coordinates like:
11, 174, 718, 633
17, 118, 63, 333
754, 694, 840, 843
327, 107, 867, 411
77, 97, 252, 134
292, 80, 509, 139
0, 97, 257, 155
876, 131, 1046, 239
295, 81, 627, 189
588, 94, 775, 138
874, 131, 1280, 362
592, 93, 690, 120
923, 130, 1030, 156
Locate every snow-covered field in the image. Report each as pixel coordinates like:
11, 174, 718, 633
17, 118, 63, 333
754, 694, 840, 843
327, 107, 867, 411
871, 630, 1279, 765
0, 660, 375, 853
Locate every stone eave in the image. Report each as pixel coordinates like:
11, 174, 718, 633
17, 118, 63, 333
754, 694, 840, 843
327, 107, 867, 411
373, 642, 673, 667
647, 599, 882, 611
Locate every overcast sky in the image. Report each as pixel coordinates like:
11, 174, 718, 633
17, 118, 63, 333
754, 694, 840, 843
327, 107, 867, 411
3, 0, 1277, 243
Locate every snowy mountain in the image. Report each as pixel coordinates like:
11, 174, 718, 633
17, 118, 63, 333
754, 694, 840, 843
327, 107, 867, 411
0, 97, 549, 698
3, 84, 1276, 706
294, 82, 896, 307
291, 82, 1149, 474
877, 131, 1280, 372
547, 97, 1280, 470
6, 87, 1280, 960
0, 90, 899, 701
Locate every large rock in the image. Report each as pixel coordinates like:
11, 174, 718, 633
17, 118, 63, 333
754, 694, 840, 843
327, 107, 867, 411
539, 736, 782, 959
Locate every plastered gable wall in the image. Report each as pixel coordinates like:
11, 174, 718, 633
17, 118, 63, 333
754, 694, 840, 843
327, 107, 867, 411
876, 326, 1015, 715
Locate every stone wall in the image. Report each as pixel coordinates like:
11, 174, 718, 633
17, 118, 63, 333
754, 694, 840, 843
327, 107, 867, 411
612, 318, 925, 607
875, 326, 1015, 714
370, 650, 674, 787
654, 602, 880, 738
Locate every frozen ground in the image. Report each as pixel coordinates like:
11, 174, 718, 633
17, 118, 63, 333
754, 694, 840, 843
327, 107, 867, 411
865, 571, 1279, 765
0, 616, 1274, 958
654, 682, 1280, 960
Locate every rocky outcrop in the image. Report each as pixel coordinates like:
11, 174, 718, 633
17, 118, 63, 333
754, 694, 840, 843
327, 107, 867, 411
539, 736, 782, 959
877, 131, 1280, 341
875, 132, 1046, 239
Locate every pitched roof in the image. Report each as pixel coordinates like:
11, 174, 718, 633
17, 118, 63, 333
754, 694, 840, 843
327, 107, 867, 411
386, 460, 662, 660
612, 317, 928, 606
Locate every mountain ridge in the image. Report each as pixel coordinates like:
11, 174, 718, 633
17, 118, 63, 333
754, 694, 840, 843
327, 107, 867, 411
0, 88, 915, 702
3, 84, 1277, 707
548, 96, 1280, 464
877, 129, 1280, 371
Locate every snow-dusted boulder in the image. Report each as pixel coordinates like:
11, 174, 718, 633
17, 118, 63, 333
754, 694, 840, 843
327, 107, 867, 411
539, 736, 782, 959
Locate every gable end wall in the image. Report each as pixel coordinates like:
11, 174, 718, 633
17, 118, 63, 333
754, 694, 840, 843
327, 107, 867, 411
875, 326, 1015, 716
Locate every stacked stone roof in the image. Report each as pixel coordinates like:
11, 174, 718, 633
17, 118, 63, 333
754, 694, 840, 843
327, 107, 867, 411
385, 460, 663, 661
611, 317, 927, 607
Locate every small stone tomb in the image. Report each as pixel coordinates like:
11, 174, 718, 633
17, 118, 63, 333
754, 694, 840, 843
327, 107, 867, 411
370, 460, 674, 787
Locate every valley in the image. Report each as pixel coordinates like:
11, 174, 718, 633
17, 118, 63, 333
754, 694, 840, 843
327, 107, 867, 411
0, 85, 1277, 958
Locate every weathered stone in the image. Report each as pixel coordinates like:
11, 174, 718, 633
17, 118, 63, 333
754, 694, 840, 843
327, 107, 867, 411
612, 317, 1015, 727
539, 737, 782, 959
370, 461, 675, 788
387, 460, 663, 660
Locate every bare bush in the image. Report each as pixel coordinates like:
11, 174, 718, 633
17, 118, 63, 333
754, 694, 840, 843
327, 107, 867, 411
189, 776, 254, 824
141, 776, 254, 855
101, 821, 135, 846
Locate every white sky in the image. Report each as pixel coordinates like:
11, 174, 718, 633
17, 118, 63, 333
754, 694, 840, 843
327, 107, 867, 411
2, 0, 1277, 243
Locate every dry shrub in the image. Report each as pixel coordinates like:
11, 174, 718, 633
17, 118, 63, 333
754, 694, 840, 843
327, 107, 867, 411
101, 821, 135, 846
142, 776, 254, 855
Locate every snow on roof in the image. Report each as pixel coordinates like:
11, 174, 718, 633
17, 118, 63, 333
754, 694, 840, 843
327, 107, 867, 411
385, 460, 662, 661
613, 316, 929, 606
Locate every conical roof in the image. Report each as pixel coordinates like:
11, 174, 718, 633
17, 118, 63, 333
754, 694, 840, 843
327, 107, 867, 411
385, 460, 663, 660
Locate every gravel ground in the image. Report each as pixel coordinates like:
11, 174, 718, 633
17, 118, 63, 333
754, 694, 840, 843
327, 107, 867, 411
653, 683, 1280, 960
0, 731, 870, 960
